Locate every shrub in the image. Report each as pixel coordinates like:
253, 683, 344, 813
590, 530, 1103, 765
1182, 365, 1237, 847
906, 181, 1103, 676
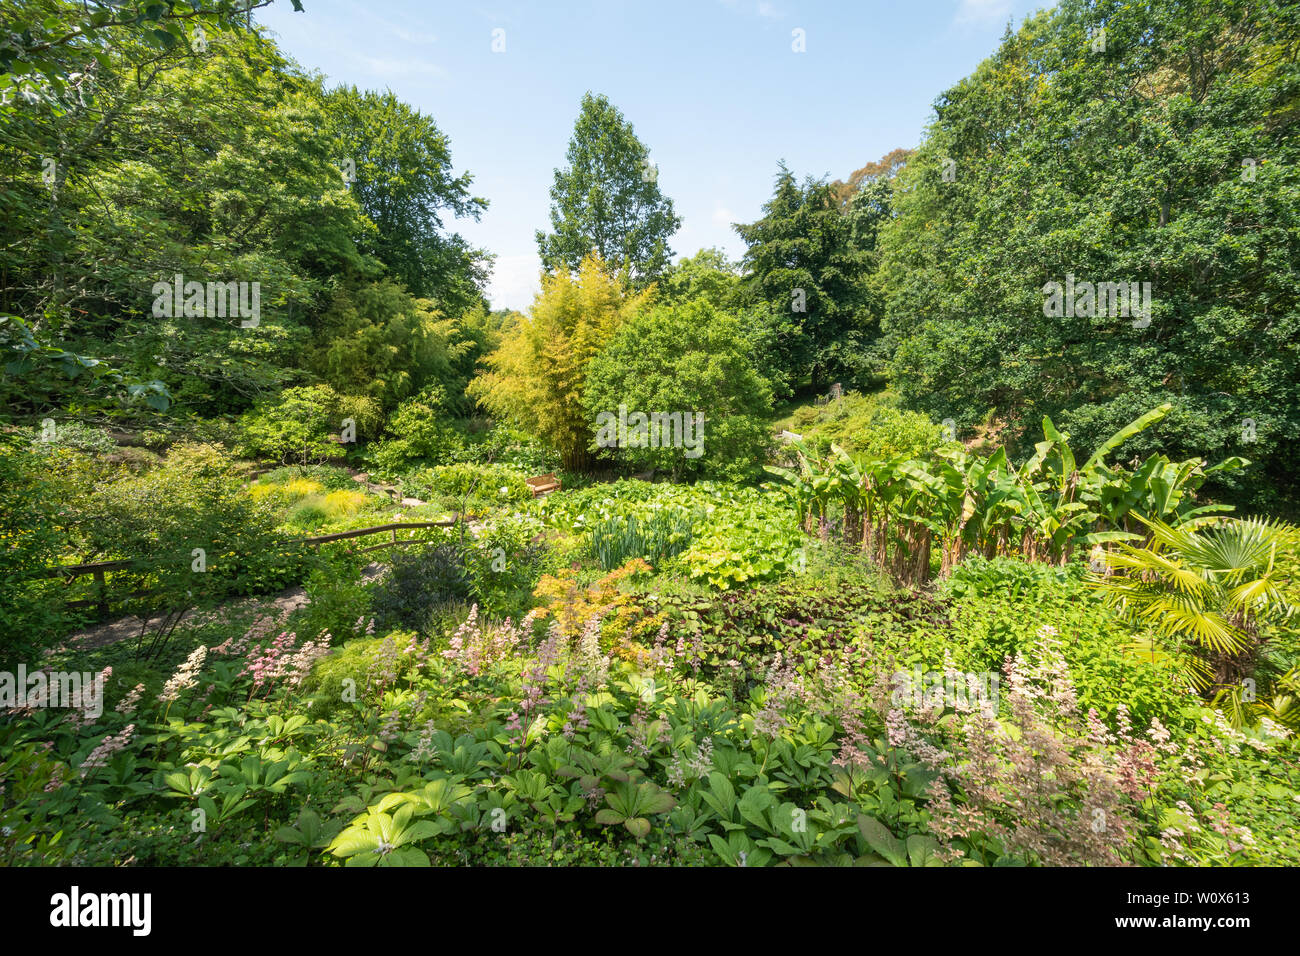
23, 420, 117, 456
583, 300, 774, 481
299, 630, 422, 718
458, 513, 554, 618
336, 393, 384, 442
71, 443, 311, 656
533, 559, 653, 642
450, 423, 561, 473
259, 464, 358, 491
785, 390, 943, 462
367, 385, 464, 477
0, 442, 73, 664
370, 543, 475, 633
401, 462, 532, 511
291, 552, 373, 648
938, 557, 1187, 728
237, 385, 349, 465
653, 575, 939, 685
942, 555, 1076, 603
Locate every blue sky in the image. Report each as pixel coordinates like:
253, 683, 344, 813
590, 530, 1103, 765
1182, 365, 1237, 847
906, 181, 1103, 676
257, 0, 1052, 310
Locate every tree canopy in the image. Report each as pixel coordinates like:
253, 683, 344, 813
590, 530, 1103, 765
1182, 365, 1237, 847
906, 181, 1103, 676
468, 255, 649, 471
584, 299, 774, 481
877, 0, 1300, 512
0, 10, 488, 422
535, 92, 681, 287
734, 162, 889, 390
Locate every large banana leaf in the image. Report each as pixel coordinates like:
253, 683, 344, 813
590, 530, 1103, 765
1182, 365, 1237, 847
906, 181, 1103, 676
1081, 402, 1173, 473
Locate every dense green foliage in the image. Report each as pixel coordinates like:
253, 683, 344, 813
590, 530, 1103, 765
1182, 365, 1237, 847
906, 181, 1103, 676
3, 0, 1298, 873
876, 0, 1300, 514
468, 256, 650, 471
774, 389, 946, 461
535, 92, 681, 287
735, 165, 891, 390
768, 403, 1246, 584
7, 503, 1297, 867
1, 5, 487, 431
322, 85, 488, 313
583, 300, 774, 481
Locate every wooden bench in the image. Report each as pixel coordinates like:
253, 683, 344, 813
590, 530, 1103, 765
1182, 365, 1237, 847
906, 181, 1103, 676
526, 472, 562, 497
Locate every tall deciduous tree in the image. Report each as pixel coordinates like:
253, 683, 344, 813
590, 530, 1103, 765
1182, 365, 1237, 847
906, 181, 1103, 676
660, 247, 792, 402
535, 93, 681, 287
878, 0, 1300, 514
323, 85, 490, 315
0, 10, 491, 423
659, 247, 744, 310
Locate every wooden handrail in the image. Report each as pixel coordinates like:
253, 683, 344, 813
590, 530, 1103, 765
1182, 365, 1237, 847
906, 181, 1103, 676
295, 519, 456, 546
41, 559, 133, 578
38, 519, 459, 580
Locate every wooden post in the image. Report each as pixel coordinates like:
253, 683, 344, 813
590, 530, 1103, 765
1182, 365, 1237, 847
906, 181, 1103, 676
93, 568, 108, 617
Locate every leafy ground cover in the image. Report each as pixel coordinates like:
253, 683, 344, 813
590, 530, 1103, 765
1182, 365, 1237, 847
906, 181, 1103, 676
5, 438, 1298, 867
3, 0, 1298, 873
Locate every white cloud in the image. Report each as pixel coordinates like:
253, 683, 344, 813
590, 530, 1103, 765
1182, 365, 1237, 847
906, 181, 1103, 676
362, 10, 439, 45
353, 54, 447, 78
389, 26, 440, 45
261, 12, 446, 80
711, 203, 735, 226
485, 254, 542, 312
718, 0, 783, 19
954, 0, 1012, 24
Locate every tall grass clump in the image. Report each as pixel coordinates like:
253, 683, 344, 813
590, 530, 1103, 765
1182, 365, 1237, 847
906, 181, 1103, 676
588, 509, 695, 571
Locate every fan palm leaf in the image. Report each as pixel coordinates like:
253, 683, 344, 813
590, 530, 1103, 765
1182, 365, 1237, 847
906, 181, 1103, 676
1092, 515, 1295, 711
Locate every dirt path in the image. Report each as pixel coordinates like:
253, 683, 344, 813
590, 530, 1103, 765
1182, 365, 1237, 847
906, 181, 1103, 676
63, 563, 387, 651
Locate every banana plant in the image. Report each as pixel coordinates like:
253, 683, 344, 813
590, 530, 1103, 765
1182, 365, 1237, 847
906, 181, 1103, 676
862, 454, 931, 582
1010, 470, 1094, 565
1094, 454, 1243, 537
763, 439, 825, 531
1080, 403, 1174, 474
899, 448, 1022, 574
765, 402, 1249, 583
1013, 416, 1096, 563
